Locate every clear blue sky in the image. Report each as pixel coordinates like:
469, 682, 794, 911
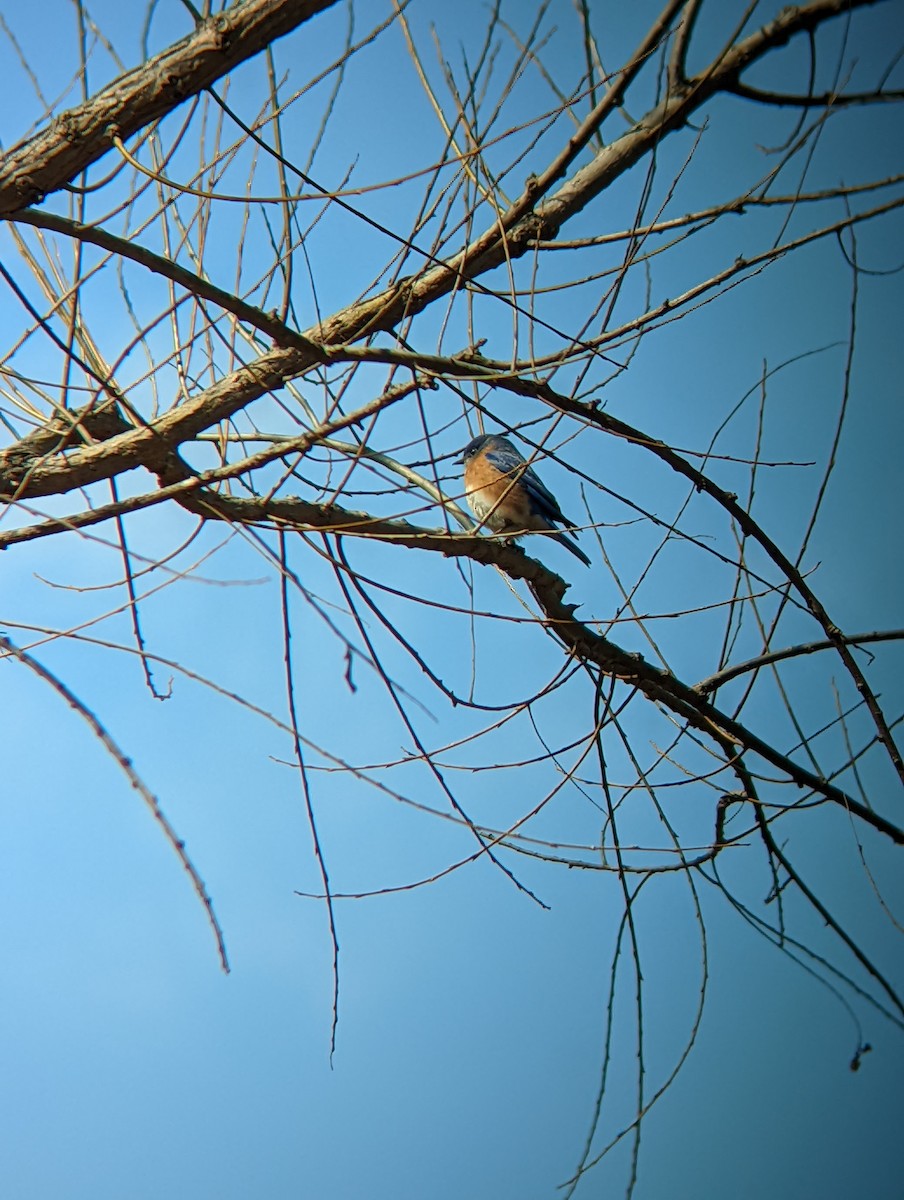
1, 2, 902, 1197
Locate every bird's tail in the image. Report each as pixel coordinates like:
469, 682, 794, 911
552, 529, 591, 567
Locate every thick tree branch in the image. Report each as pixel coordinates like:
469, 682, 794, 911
0, 0, 339, 215
4, 0, 891, 517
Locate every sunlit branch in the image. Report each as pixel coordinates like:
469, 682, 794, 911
12, 207, 313, 349
0, 0, 341, 215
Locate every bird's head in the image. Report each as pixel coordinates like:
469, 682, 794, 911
457, 434, 490, 465
456, 433, 515, 465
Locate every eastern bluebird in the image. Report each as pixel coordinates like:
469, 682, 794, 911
459, 433, 591, 566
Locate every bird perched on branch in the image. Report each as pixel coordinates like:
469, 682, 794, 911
458, 433, 591, 566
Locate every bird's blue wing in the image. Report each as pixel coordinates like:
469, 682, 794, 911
483, 444, 526, 476
519, 463, 566, 524
484, 447, 563, 523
